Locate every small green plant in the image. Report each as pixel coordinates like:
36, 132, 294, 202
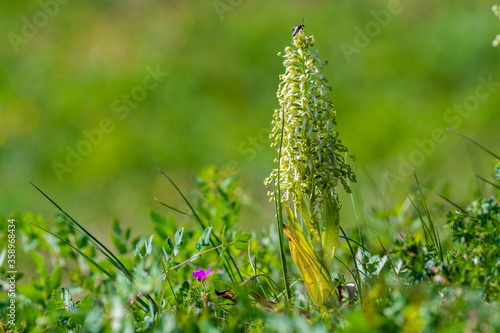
395, 145, 500, 302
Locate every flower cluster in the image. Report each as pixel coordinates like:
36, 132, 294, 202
265, 27, 356, 210
493, 5, 500, 47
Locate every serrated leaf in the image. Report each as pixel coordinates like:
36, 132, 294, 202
238, 232, 252, 242
202, 227, 212, 246
178, 281, 190, 297
234, 229, 241, 242
47, 289, 65, 312
76, 293, 95, 312
235, 242, 248, 250
175, 227, 185, 246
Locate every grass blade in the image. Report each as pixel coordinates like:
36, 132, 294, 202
28, 180, 134, 280
475, 174, 500, 190
274, 103, 292, 301
434, 192, 467, 213
447, 128, 500, 160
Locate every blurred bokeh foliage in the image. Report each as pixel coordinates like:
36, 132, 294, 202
1, 0, 499, 234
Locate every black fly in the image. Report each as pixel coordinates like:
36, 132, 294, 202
292, 19, 305, 37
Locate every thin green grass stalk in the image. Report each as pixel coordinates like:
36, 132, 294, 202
377, 236, 399, 277
156, 247, 179, 306
346, 160, 364, 249
29, 180, 157, 312
244, 248, 281, 301
154, 240, 239, 283
447, 128, 500, 159
476, 174, 500, 190
30, 221, 150, 314
29, 180, 134, 279
274, 103, 292, 301
434, 192, 467, 213
362, 165, 389, 211
154, 197, 237, 283
339, 226, 364, 302
413, 172, 443, 261
157, 170, 243, 284
406, 193, 431, 244
30, 222, 117, 281
339, 235, 370, 251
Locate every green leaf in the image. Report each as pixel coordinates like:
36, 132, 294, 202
175, 227, 185, 246
112, 218, 122, 236
48, 266, 62, 293
235, 242, 248, 250
167, 237, 174, 250
176, 281, 190, 301
110, 234, 128, 254
76, 293, 95, 312
234, 229, 242, 242
47, 289, 65, 312
124, 228, 131, 241
32, 251, 48, 280
202, 227, 212, 246
196, 238, 203, 252
61, 288, 73, 308
150, 210, 176, 239
148, 209, 166, 225
322, 198, 340, 272
238, 232, 252, 242
136, 246, 143, 260
221, 225, 227, 240
145, 235, 154, 255
17, 284, 45, 304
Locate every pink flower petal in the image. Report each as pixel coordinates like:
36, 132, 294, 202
193, 268, 211, 281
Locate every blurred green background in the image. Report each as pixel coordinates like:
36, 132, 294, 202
1, 0, 499, 237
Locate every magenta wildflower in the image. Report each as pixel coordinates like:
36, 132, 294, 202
193, 268, 211, 281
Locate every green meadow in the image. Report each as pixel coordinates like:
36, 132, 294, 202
0, 0, 499, 331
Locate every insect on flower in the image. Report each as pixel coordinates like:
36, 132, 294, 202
292, 19, 305, 37
193, 267, 211, 282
